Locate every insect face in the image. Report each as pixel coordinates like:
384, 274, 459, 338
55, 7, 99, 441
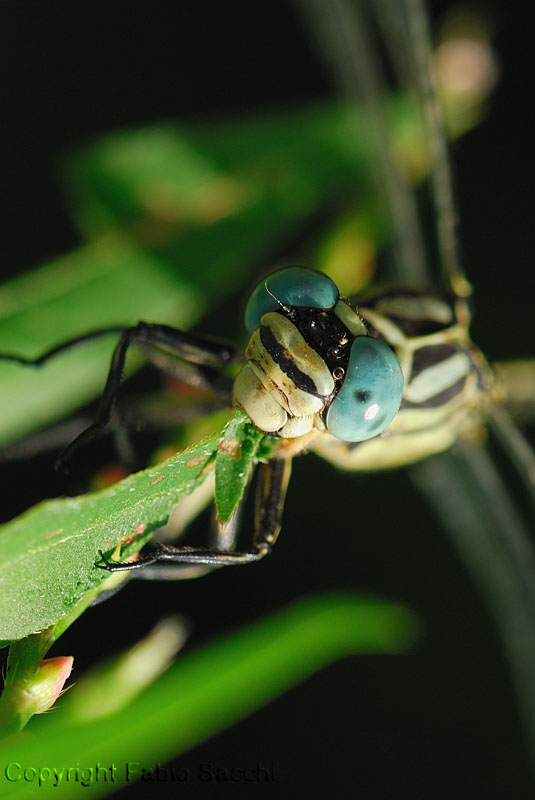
234, 266, 404, 442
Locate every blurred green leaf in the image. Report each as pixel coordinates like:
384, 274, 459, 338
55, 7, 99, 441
0, 238, 203, 445
62, 104, 391, 298
0, 594, 418, 798
0, 433, 219, 643
64, 105, 373, 240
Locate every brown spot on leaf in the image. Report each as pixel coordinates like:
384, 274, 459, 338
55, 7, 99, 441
44, 528, 64, 539
218, 438, 242, 461
186, 456, 205, 468
150, 475, 164, 486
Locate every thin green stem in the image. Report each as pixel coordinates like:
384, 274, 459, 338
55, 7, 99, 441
296, 0, 428, 285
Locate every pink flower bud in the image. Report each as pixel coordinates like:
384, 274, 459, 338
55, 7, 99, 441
25, 656, 74, 714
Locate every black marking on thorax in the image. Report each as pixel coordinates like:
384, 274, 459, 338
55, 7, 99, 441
410, 343, 464, 380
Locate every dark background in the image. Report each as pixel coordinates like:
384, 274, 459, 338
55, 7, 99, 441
1, 1, 534, 797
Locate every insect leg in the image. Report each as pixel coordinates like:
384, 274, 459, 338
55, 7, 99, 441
63, 323, 238, 465
0, 416, 94, 461
0, 393, 225, 463
97, 457, 292, 573
0, 322, 238, 469
0, 323, 238, 368
130, 498, 244, 580
0, 327, 125, 365
133, 340, 234, 399
253, 456, 292, 553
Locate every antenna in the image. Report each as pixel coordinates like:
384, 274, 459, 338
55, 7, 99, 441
264, 281, 292, 314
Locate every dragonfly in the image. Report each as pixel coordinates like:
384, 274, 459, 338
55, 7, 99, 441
0, 258, 491, 573
0, 0, 533, 775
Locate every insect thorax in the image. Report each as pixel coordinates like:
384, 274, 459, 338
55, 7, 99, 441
310, 289, 494, 471
234, 286, 493, 470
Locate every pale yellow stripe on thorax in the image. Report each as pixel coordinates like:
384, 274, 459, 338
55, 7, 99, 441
358, 307, 406, 347
403, 352, 472, 404
373, 296, 454, 324
308, 423, 460, 471
333, 300, 367, 336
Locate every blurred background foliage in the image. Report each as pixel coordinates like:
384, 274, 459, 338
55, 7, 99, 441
0, 0, 534, 796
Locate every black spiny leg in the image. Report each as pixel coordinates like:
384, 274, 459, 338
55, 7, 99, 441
0, 323, 239, 470
97, 457, 293, 574
91, 509, 245, 604
128, 500, 245, 581
56, 323, 238, 469
254, 457, 292, 553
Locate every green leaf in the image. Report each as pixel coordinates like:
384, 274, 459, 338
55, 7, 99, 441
0, 434, 220, 643
61, 105, 383, 301
214, 410, 269, 523
63, 105, 374, 243
0, 594, 419, 799
0, 237, 203, 445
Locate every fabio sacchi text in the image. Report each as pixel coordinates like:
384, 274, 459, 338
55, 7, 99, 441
3, 761, 276, 787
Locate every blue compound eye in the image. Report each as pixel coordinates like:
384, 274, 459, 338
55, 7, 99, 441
245, 267, 339, 333
326, 337, 404, 442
